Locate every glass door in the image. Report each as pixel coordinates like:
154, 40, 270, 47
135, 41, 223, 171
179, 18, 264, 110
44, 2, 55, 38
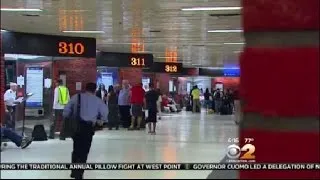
4, 54, 53, 136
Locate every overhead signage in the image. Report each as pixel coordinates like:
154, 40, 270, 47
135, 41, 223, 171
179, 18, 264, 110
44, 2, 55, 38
142, 65, 195, 75
142, 62, 182, 74
96, 52, 153, 68
181, 68, 199, 76
157, 62, 182, 73
223, 68, 240, 77
1, 31, 96, 58
199, 68, 240, 77
58, 42, 85, 56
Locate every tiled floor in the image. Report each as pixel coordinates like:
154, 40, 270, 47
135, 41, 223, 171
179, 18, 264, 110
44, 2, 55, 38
1, 111, 238, 179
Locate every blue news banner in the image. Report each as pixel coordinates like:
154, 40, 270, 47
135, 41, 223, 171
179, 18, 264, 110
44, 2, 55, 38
1, 163, 319, 170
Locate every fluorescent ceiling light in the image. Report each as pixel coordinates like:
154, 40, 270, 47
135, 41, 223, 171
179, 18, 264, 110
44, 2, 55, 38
1, 8, 42, 12
1, 29, 7, 32
208, 30, 242, 33
4, 54, 46, 60
62, 30, 105, 34
224, 42, 245, 45
182, 7, 241, 11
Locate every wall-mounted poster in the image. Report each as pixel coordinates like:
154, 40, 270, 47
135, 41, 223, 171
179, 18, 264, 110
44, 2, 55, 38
187, 82, 191, 94
169, 80, 174, 92
215, 83, 223, 91
101, 73, 113, 89
26, 67, 43, 107
142, 78, 150, 91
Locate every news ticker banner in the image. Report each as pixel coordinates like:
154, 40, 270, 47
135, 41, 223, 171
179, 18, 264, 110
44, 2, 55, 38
1, 163, 319, 171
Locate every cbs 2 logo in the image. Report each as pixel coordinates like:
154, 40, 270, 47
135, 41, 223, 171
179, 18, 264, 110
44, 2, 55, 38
227, 144, 255, 159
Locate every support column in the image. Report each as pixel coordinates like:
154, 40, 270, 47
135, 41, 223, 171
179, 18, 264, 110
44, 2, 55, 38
0, 35, 4, 125
240, 0, 319, 179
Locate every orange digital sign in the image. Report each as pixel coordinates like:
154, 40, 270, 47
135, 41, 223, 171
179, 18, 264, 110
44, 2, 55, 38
58, 42, 85, 55
165, 64, 178, 73
147, 62, 182, 73
130, 57, 146, 66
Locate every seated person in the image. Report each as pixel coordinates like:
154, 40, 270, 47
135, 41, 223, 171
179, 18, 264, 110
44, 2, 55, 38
167, 97, 178, 112
161, 95, 179, 113
1, 126, 33, 150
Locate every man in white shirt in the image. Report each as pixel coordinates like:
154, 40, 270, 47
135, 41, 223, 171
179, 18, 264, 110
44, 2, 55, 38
3, 83, 18, 129
49, 79, 70, 140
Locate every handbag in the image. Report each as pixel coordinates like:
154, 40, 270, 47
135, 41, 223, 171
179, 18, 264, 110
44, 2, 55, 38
64, 94, 81, 137
144, 109, 149, 118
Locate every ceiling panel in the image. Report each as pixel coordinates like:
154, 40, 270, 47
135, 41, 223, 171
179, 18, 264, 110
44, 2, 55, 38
1, 0, 243, 67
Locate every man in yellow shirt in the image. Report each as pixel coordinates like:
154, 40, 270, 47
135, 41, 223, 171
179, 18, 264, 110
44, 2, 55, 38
191, 85, 201, 113
50, 79, 70, 140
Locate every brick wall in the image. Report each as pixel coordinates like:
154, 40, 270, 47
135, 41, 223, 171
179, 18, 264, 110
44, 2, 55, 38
53, 58, 96, 96
119, 68, 142, 86
155, 73, 170, 95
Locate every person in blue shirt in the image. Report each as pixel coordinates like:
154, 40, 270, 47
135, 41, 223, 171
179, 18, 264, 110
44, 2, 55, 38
63, 82, 108, 179
118, 80, 131, 128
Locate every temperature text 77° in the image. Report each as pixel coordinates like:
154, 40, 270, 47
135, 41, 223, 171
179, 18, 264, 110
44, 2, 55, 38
244, 138, 254, 144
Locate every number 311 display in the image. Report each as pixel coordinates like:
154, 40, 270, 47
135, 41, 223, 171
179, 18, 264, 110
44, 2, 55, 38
130, 57, 145, 66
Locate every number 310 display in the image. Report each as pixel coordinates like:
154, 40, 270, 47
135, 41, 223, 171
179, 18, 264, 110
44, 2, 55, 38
58, 42, 85, 55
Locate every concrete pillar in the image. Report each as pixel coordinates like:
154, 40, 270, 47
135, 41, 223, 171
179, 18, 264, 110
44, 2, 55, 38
240, 0, 319, 179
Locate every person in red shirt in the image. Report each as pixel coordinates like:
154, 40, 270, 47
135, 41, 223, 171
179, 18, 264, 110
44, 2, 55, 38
129, 83, 145, 130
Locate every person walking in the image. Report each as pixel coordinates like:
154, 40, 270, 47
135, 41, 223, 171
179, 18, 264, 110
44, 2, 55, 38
63, 83, 108, 179
233, 90, 241, 124
144, 84, 159, 134
3, 82, 18, 129
156, 88, 162, 120
191, 85, 201, 113
50, 79, 70, 140
107, 85, 120, 130
211, 88, 216, 112
129, 83, 145, 130
189, 86, 196, 110
118, 80, 131, 128
1, 126, 33, 151
214, 88, 223, 114
204, 88, 212, 113
95, 84, 107, 104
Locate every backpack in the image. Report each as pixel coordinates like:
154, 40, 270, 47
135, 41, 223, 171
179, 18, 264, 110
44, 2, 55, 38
32, 124, 48, 141
64, 94, 81, 137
